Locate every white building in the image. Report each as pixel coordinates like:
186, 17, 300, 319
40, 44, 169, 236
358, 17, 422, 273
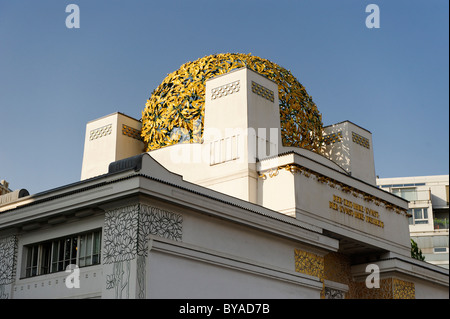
0, 67, 448, 299
377, 175, 449, 269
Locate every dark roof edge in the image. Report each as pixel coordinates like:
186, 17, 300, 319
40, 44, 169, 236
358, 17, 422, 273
323, 120, 372, 134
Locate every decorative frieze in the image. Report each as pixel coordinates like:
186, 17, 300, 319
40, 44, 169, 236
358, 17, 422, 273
139, 205, 183, 245
323, 131, 342, 145
211, 80, 240, 100
294, 251, 416, 299
324, 287, 345, 299
258, 164, 409, 218
251, 81, 274, 102
103, 204, 140, 264
103, 204, 182, 264
294, 248, 324, 279
89, 124, 112, 141
352, 131, 370, 149
0, 235, 18, 299
349, 278, 415, 299
103, 203, 182, 299
122, 124, 143, 141
392, 278, 415, 299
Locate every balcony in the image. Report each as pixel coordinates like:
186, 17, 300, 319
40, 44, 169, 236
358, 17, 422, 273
392, 188, 431, 204
434, 218, 449, 230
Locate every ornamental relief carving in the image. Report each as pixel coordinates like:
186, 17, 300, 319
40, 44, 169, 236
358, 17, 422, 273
0, 235, 18, 299
294, 248, 324, 279
103, 203, 182, 299
324, 287, 345, 299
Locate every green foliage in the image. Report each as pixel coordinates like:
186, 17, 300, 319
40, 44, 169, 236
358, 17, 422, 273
411, 239, 425, 261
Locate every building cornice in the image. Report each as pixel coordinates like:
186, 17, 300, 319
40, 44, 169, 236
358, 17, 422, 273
258, 151, 409, 214
351, 256, 449, 287
0, 169, 338, 252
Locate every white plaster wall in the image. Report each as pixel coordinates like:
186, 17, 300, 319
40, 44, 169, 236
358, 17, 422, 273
414, 277, 449, 299
257, 168, 296, 216
80, 114, 118, 180
144, 199, 325, 274
80, 112, 143, 180
115, 113, 145, 161
147, 250, 320, 299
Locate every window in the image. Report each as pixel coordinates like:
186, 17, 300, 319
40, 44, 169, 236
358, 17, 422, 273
408, 208, 428, 225
433, 247, 448, 253
380, 183, 425, 188
78, 231, 102, 267
392, 188, 417, 201
25, 229, 101, 278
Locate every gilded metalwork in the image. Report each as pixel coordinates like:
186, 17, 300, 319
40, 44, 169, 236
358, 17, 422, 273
350, 279, 394, 299
352, 131, 370, 149
259, 163, 409, 217
141, 53, 323, 151
323, 131, 342, 145
323, 253, 352, 286
122, 124, 143, 141
393, 278, 415, 299
295, 252, 418, 299
349, 278, 415, 299
294, 249, 324, 279
324, 287, 345, 299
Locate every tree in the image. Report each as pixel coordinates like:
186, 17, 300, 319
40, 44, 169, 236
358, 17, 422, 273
411, 239, 425, 261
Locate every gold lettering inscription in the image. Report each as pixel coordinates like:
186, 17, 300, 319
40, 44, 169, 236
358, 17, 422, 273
365, 207, 379, 218
354, 211, 365, 221
333, 195, 342, 204
330, 194, 384, 228
344, 199, 352, 208
329, 201, 339, 211
353, 203, 364, 213
366, 216, 384, 228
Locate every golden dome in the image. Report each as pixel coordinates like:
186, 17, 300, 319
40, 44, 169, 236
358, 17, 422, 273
141, 53, 323, 152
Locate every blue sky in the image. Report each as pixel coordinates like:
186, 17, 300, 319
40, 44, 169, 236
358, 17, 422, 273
0, 0, 448, 195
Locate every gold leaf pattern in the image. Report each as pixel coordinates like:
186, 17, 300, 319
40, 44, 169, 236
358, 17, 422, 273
141, 53, 323, 151
324, 252, 352, 285
294, 249, 324, 279
300, 252, 417, 299
350, 279, 394, 299
393, 278, 415, 299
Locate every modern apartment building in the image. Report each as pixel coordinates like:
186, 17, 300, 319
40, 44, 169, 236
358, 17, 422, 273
377, 175, 449, 269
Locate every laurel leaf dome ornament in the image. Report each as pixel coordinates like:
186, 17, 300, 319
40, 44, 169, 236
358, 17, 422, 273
141, 53, 323, 152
